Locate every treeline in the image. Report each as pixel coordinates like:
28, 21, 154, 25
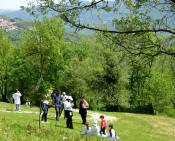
0, 18, 175, 116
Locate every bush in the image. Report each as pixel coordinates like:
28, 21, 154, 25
162, 105, 175, 118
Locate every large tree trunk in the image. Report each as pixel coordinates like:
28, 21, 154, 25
1, 81, 7, 102
4, 80, 8, 102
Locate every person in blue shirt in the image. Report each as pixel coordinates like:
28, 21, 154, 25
52, 89, 62, 121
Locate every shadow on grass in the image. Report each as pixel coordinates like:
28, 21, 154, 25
6, 108, 15, 111
47, 117, 56, 121
55, 124, 67, 129
73, 121, 83, 125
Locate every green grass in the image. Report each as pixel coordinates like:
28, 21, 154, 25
0, 102, 175, 141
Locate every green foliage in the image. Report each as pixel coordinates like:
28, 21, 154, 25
0, 28, 13, 101
1, 4, 175, 117
29, 81, 53, 105
20, 17, 65, 101
0, 15, 34, 45
144, 72, 175, 114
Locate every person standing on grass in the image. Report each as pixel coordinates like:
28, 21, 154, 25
41, 89, 52, 123
64, 96, 74, 129
52, 89, 62, 121
60, 92, 68, 118
100, 115, 107, 135
12, 89, 22, 111
79, 96, 89, 124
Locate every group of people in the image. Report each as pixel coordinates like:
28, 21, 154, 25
12, 89, 119, 139
41, 89, 91, 130
41, 89, 74, 129
81, 115, 120, 140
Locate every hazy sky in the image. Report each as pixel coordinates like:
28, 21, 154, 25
0, 0, 28, 10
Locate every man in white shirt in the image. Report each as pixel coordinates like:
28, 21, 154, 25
12, 89, 22, 111
64, 96, 74, 129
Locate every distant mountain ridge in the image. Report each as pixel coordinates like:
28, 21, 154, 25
0, 9, 34, 21
0, 3, 163, 28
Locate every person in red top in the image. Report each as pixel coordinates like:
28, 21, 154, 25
100, 115, 106, 135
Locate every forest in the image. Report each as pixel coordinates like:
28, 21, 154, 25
0, 0, 175, 117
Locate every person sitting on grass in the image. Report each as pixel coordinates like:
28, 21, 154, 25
80, 120, 100, 135
91, 120, 100, 136
85, 122, 91, 134
80, 122, 92, 134
100, 115, 107, 135
106, 124, 120, 140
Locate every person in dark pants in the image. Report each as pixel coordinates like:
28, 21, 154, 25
60, 92, 68, 119
41, 102, 49, 123
41, 90, 52, 123
100, 115, 106, 135
64, 96, 74, 129
52, 89, 62, 121
79, 96, 89, 124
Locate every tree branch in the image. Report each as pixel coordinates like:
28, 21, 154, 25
62, 14, 175, 34
47, 0, 105, 13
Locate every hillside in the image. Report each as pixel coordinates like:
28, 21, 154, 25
0, 9, 32, 21
0, 102, 175, 141
0, 15, 92, 45
0, 17, 18, 32
0, 15, 33, 44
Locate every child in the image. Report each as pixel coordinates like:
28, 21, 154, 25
26, 99, 30, 107
91, 120, 100, 136
80, 122, 92, 135
106, 124, 120, 139
85, 122, 91, 134
100, 115, 106, 135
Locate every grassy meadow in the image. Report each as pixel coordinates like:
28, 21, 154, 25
0, 102, 175, 141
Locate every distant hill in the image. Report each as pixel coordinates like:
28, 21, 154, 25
0, 2, 166, 44
0, 2, 165, 31
0, 9, 33, 21
0, 7, 116, 35
0, 15, 33, 45
0, 1, 117, 28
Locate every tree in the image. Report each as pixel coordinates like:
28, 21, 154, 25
23, 0, 175, 35
144, 72, 175, 114
23, 0, 175, 57
8, 47, 36, 103
21, 17, 65, 104
59, 34, 130, 111
0, 28, 13, 101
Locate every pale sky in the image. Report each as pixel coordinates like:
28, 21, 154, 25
0, 0, 28, 10
0, 0, 101, 10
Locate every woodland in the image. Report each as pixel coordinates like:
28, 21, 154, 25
0, 0, 175, 116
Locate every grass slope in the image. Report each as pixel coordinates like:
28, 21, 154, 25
0, 102, 175, 141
